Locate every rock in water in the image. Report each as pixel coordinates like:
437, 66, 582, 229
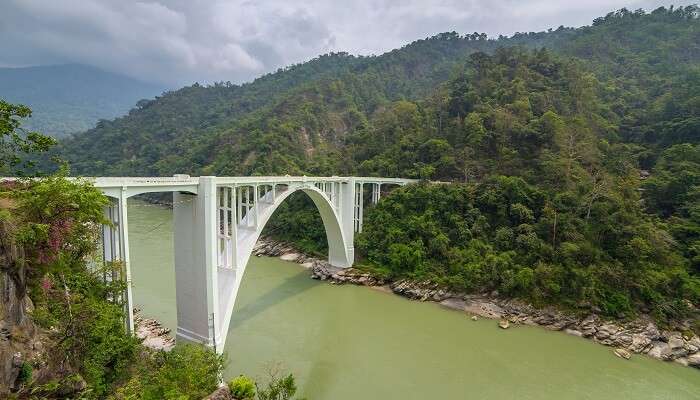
471, 315, 478, 321
614, 348, 631, 360
499, 320, 510, 329
687, 353, 700, 368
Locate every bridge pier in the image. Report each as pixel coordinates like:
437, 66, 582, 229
173, 177, 221, 349
101, 192, 135, 334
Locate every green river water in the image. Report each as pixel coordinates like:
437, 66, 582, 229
126, 201, 700, 399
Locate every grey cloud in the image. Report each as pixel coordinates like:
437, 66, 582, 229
0, 0, 670, 86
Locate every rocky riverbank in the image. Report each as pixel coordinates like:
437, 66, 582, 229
133, 308, 175, 351
253, 237, 700, 369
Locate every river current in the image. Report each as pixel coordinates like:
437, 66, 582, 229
127, 201, 700, 399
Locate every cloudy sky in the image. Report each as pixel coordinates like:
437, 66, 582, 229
0, 0, 672, 87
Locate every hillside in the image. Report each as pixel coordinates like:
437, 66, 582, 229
54, 35, 505, 175
54, 7, 698, 177
52, 6, 700, 326
0, 64, 163, 137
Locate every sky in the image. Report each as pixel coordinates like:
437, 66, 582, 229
0, 0, 673, 87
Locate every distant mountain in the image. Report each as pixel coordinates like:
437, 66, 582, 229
0, 64, 164, 137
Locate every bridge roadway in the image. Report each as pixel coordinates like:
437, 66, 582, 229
92, 175, 416, 352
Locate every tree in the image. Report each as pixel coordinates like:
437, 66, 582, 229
0, 100, 56, 175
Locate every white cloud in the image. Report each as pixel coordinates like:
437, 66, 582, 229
0, 0, 669, 86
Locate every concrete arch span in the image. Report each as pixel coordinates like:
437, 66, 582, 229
215, 184, 350, 349
89, 175, 416, 352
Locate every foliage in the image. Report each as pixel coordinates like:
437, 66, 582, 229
0, 104, 238, 399
34, 267, 140, 397
114, 344, 225, 400
1, 175, 138, 397
17, 362, 33, 385
643, 144, 700, 275
9, 175, 109, 268
0, 99, 55, 175
358, 181, 700, 322
256, 373, 304, 400
263, 193, 327, 255
229, 375, 256, 400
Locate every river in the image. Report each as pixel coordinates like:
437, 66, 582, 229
126, 200, 700, 399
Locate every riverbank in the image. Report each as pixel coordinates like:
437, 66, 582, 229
133, 308, 175, 351
252, 237, 700, 369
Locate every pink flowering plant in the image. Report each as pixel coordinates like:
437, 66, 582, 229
9, 175, 109, 272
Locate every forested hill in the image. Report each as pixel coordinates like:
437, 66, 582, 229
55, 7, 698, 176
52, 6, 700, 326
0, 64, 163, 137
54, 34, 502, 175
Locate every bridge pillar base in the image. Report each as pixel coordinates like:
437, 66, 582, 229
173, 178, 220, 351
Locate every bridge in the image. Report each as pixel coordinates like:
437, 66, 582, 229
93, 175, 416, 352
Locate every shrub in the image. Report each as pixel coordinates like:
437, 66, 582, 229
229, 375, 256, 399
256, 373, 302, 400
17, 362, 32, 385
115, 344, 225, 400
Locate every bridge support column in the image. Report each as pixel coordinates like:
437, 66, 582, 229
371, 182, 381, 205
101, 193, 134, 334
174, 176, 220, 351
339, 180, 356, 265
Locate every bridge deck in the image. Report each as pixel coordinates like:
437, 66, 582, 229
86, 175, 417, 188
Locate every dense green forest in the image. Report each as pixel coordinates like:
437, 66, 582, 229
54, 7, 700, 327
0, 64, 163, 137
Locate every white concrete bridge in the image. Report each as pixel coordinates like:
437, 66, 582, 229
94, 175, 416, 352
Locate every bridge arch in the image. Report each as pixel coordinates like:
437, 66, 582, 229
83, 175, 416, 352
216, 183, 350, 346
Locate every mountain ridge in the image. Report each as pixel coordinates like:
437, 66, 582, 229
0, 63, 164, 137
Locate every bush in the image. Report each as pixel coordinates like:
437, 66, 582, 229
115, 344, 225, 400
256, 373, 302, 400
17, 362, 32, 385
229, 375, 256, 399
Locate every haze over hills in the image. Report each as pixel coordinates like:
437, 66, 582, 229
0, 63, 164, 137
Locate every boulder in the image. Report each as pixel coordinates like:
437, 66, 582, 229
644, 323, 661, 341
594, 330, 610, 340
675, 357, 689, 367
686, 336, 700, 353
662, 334, 690, 360
613, 348, 631, 360
463, 301, 504, 319
598, 323, 622, 336
499, 320, 510, 329
564, 329, 583, 337
581, 326, 598, 338
687, 353, 700, 368
668, 335, 685, 350
279, 253, 299, 261
580, 314, 599, 327
629, 334, 652, 353
612, 333, 633, 348
647, 341, 669, 360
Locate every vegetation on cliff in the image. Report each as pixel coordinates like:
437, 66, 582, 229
1, 102, 226, 398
